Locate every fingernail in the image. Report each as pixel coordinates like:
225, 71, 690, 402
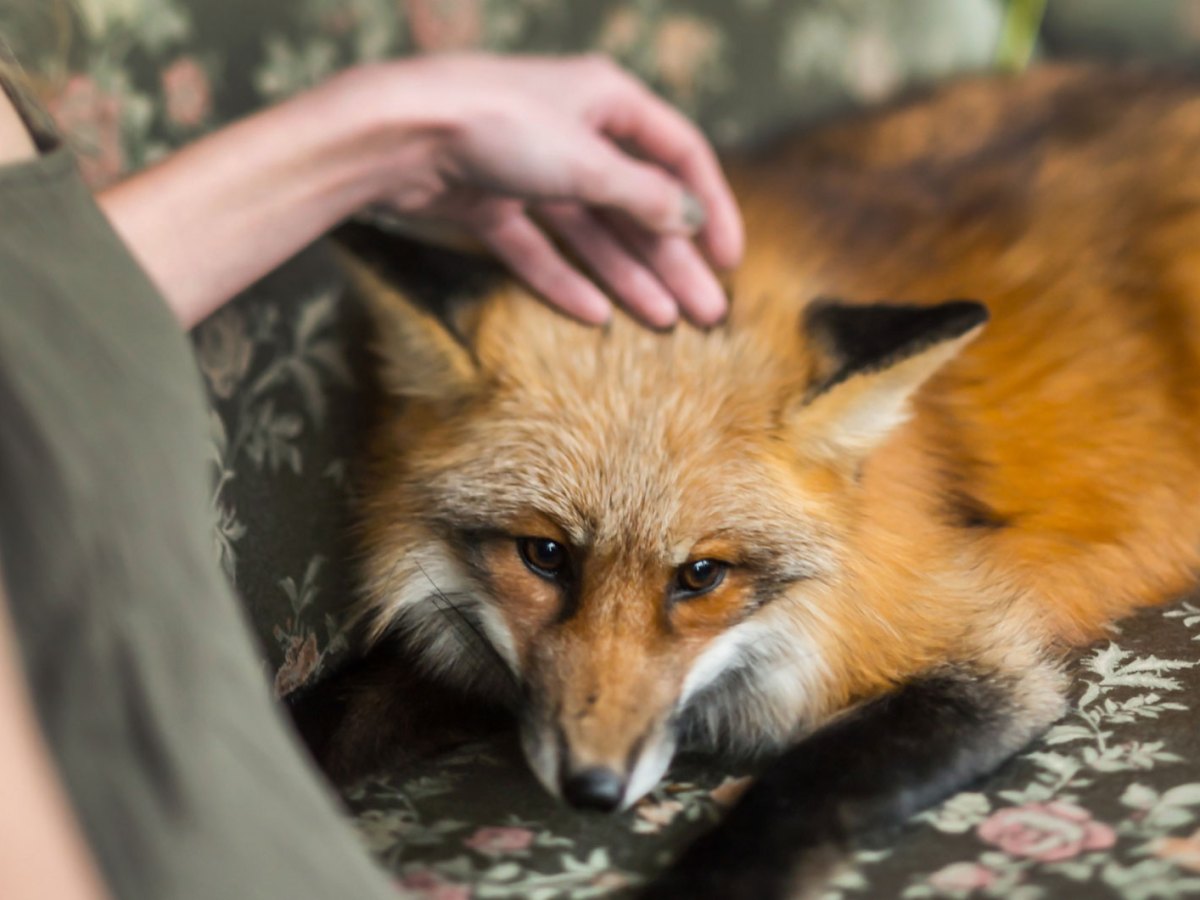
681, 190, 707, 233
695, 285, 729, 328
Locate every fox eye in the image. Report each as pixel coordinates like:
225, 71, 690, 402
518, 537, 569, 580
674, 559, 727, 598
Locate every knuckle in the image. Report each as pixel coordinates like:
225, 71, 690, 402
504, 237, 546, 271
570, 155, 613, 197
632, 172, 679, 227
644, 236, 687, 271
539, 200, 584, 226
471, 206, 517, 234
652, 177, 681, 218
541, 269, 581, 303
612, 269, 654, 302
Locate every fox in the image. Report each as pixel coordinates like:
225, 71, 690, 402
289, 64, 1200, 898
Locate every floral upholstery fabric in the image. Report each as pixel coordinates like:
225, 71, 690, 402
343, 600, 1200, 899
15, 1, 1200, 897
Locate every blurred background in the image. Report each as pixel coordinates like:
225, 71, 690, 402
12, 0, 1198, 192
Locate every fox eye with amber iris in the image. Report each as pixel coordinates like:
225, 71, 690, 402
672, 558, 728, 600
518, 537, 570, 580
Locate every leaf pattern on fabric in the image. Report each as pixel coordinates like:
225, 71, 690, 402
21, 1, 1200, 896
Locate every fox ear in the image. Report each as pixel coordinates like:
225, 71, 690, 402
793, 298, 988, 459
340, 251, 481, 403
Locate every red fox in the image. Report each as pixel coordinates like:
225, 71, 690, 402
291, 65, 1200, 897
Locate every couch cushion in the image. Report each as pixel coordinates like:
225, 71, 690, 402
345, 597, 1200, 899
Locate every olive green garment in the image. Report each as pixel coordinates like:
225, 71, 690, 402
0, 106, 398, 898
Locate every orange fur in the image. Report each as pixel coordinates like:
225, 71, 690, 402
351, 64, 1200, 805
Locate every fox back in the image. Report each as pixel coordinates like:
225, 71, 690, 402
303, 63, 1200, 895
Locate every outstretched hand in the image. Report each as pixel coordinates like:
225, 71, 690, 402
358, 54, 744, 328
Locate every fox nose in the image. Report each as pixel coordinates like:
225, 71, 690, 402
561, 767, 625, 812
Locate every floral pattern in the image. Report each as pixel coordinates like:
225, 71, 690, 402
330, 602, 1200, 899
14, 0, 1200, 897
976, 802, 1117, 862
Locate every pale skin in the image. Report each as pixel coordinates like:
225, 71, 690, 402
100, 54, 744, 329
0, 54, 742, 898
0, 82, 111, 900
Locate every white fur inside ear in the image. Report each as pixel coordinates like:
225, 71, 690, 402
803, 328, 981, 459
820, 381, 917, 457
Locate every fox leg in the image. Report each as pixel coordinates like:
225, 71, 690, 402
643, 660, 1066, 900
285, 639, 512, 786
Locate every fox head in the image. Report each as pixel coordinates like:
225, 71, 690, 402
353, 259, 986, 811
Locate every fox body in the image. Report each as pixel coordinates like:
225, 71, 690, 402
297, 66, 1200, 895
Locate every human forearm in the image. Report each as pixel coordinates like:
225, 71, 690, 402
97, 65, 446, 329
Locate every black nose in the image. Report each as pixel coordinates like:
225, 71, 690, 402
562, 767, 625, 812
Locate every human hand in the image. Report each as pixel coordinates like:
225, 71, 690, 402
349, 54, 744, 328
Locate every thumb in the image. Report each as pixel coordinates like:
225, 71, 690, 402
572, 136, 706, 236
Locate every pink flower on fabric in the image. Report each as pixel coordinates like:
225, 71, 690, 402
405, 0, 482, 52
273, 631, 320, 698
590, 872, 629, 891
927, 861, 998, 892
162, 56, 213, 128
463, 825, 534, 856
634, 798, 684, 833
709, 776, 753, 808
195, 306, 253, 400
977, 802, 1116, 862
46, 74, 125, 187
653, 15, 722, 101
396, 870, 470, 900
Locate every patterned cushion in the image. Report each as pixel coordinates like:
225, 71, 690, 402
344, 601, 1200, 899
19, 2, 1200, 897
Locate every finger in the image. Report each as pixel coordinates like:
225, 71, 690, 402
536, 201, 679, 329
469, 203, 613, 325
596, 73, 744, 269
568, 134, 696, 239
607, 214, 728, 327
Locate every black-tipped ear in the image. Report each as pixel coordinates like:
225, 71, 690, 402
804, 299, 989, 398
335, 225, 502, 403
792, 298, 988, 459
